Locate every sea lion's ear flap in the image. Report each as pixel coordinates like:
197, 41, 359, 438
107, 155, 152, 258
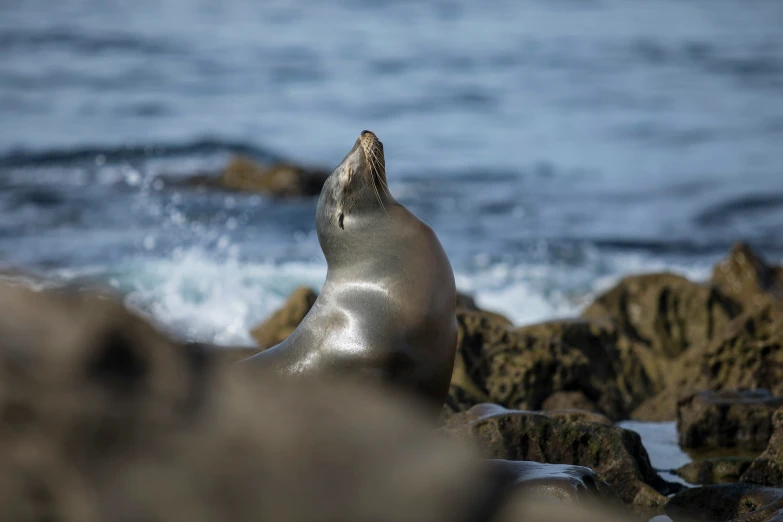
338, 212, 344, 230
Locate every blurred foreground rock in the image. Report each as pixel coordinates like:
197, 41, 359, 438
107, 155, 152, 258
440, 403, 674, 509
0, 282, 642, 522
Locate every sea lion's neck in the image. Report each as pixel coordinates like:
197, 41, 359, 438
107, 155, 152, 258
317, 194, 400, 273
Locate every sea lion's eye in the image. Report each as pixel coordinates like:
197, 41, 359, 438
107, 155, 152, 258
338, 212, 344, 229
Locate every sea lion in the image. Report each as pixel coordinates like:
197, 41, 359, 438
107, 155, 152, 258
243, 130, 457, 412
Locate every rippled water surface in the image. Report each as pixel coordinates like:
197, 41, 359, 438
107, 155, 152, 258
1, 0, 782, 344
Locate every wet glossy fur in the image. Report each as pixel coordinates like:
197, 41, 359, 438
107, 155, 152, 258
244, 131, 457, 412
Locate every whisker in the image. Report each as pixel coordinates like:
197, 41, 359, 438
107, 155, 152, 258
369, 146, 392, 199
366, 145, 388, 217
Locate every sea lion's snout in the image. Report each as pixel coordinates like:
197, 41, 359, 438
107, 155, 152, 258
359, 130, 381, 150
323, 131, 390, 230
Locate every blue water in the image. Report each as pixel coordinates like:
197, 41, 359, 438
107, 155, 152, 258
1, 0, 782, 345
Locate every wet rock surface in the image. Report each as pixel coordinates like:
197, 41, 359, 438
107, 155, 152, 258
677, 390, 783, 453
441, 403, 673, 508
666, 484, 783, 522
487, 459, 622, 506
742, 407, 783, 488
673, 457, 754, 485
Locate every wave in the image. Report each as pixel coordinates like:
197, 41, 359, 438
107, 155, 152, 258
0, 138, 281, 169
0, 28, 179, 56
0, 244, 730, 348
695, 193, 783, 227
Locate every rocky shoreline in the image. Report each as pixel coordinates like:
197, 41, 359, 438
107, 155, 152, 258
2, 240, 783, 521
244, 241, 783, 520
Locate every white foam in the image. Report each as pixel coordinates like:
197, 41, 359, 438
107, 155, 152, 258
13, 246, 719, 348
119, 249, 327, 346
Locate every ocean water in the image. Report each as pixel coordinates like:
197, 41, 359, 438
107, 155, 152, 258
1, 0, 782, 348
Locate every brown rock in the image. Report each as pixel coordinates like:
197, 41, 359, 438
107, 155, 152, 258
742, 407, 783, 488
441, 403, 674, 508
449, 315, 668, 421
220, 156, 329, 197
733, 498, 783, 522
517, 318, 665, 419
631, 388, 681, 421
633, 299, 783, 421
494, 501, 652, 522
677, 390, 783, 452
249, 286, 318, 350
712, 242, 783, 306
582, 272, 741, 359
666, 484, 783, 522
673, 457, 754, 485
541, 408, 612, 425
542, 391, 600, 413
0, 282, 522, 522
447, 311, 599, 417
197, 344, 263, 364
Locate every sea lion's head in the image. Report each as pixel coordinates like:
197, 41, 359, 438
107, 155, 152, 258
317, 130, 392, 234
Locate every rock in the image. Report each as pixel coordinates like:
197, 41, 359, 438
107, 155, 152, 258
219, 156, 329, 197
666, 484, 783, 522
677, 390, 783, 452
631, 388, 681, 421
173, 156, 329, 198
449, 315, 667, 421
733, 499, 783, 522
673, 457, 754, 485
712, 242, 783, 307
494, 501, 647, 522
0, 282, 523, 522
582, 272, 741, 360
447, 311, 599, 417
250, 287, 318, 349
516, 318, 665, 419
540, 408, 612, 425
456, 291, 479, 310
487, 459, 622, 506
742, 407, 783, 488
441, 403, 674, 508
196, 343, 263, 364
542, 390, 600, 413
633, 299, 783, 421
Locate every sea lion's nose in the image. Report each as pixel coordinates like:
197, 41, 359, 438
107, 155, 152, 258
361, 130, 375, 137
